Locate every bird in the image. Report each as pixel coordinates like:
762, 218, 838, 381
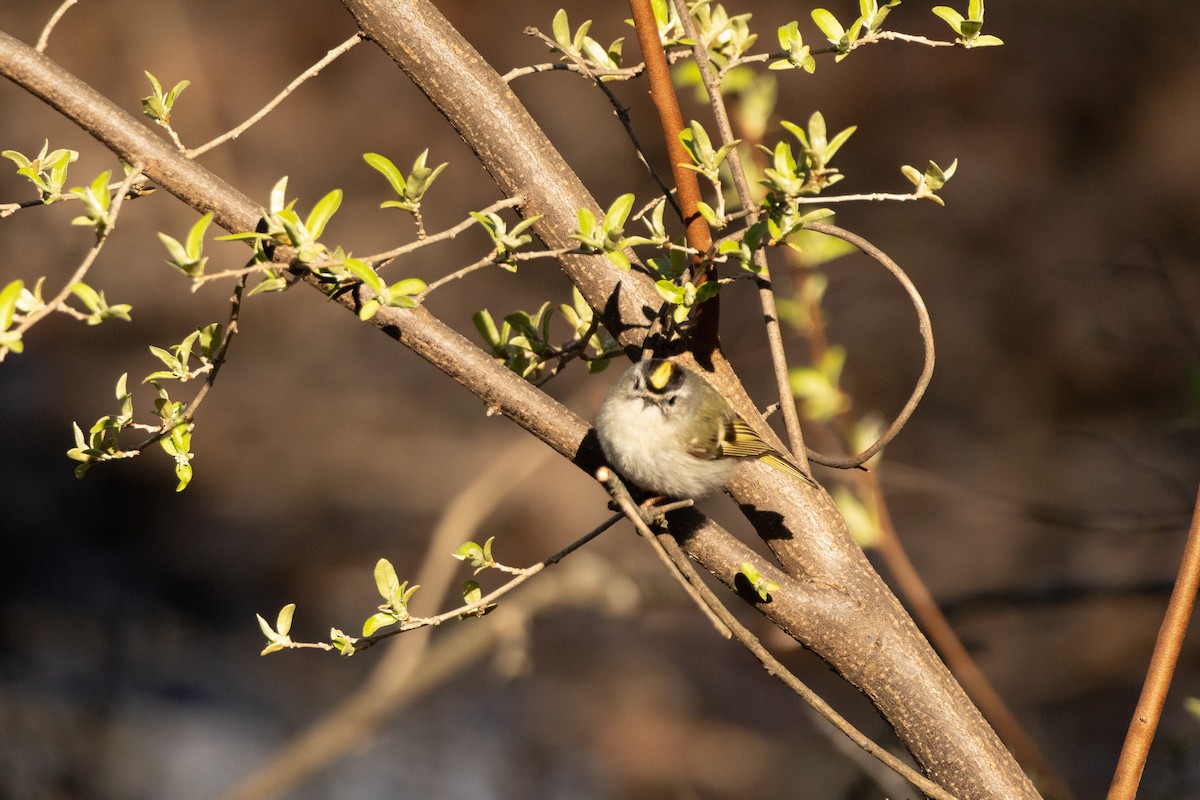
595, 358, 817, 498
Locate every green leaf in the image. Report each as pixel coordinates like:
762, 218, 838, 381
362, 611, 396, 636
932, 6, 964, 33
603, 193, 635, 232
462, 579, 483, 606
811, 8, 845, 42
968, 34, 1003, 47
552, 9, 571, 48
832, 485, 881, 547
275, 603, 296, 636
825, 125, 857, 163
0, 279, 23, 331
364, 152, 406, 196
472, 310, 501, 348
1185, 696, 1200, 721
305, 189, 343, 240
386, 277, 427, 299
374, 558, 400, 602
343, 257, 384, 293
739, 562, 779, 601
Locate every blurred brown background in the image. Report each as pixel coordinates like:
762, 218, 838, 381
2, 1, 1199, 798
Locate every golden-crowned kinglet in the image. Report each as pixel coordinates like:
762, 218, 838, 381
595, 359, 817, 498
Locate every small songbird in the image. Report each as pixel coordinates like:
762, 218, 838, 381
595, 359, 817, 498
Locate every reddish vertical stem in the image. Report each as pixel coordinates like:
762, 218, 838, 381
1107, 484, 1200, 800
627, 0, 718, 354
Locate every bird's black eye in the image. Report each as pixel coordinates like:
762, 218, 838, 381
665, 395, 677, 406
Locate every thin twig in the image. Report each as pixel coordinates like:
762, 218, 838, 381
670, 0, 807, 467
601, 469, 959, 800
219, 557, 630, 800
727, 31, 954, 76
502, 61, 645, 83
418, 246, 571, 299
189, 262, 276, 290
598, 468, 731, 638
801, 221, 934, 470
223, 431, 577, 799
353, 511, 623, 652
186, 34, 364, 158
524, 26, 680, 221
365, 197, 524, 267
35, 0, 78, 52
126, 271, 247, 455
1107, 484, 1200, 800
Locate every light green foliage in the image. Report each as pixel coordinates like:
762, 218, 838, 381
453, 536, 498, 574
342, 258, 426, 321
474, 287, 619, 380
364, 150, 447, 213
473, 303, 555, 379
646, 248, 690, 282
689, 2, 756, 65
141, 71, 190, 126
0, 279, 27, 354
621, 197, 671, 249
144, 322, 222, 382
831, 485, 882, 547
470, 210, 542, 268
810, 0, 903, 58
552, 9, 624, 71
639, 0, 688, 48
810, 7, 861, 60
148, 382, 194, 491
65, 323, 220, 490
159, 420, 193, 492
932, 0, 1003, 48
654, 277, 722, 325
363, 558, 420, 635
69, 170, 114, 232
680, 120, 741, 227
66, 373, 136, 479
901, 158, 958, 205
157, 213, 213, 278
680, 120, 741, 181
764, 205, 836, 249
218, 176, 342, 265
739, 561, 779, 601
784, 112, 855, 178
571, 194, 635, 270
771, 21, 815, 73
558, 286, 621, 373
457, 580, 497, 619
256, 603, 297, 656
859, 0, 903, 35
70, 282, 131, 325
2, 141, 78, 203
717, 221, 766, 273
329, 628, 356, 656
789, 346, 851, 420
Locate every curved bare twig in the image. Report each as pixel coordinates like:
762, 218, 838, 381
801, 221, 935, 470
